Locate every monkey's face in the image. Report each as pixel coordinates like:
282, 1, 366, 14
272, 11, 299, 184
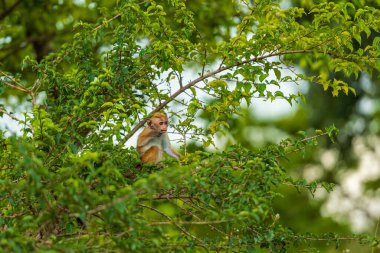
149, 116, 168, 134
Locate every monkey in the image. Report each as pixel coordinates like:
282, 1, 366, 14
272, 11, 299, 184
137, 112, 180, 164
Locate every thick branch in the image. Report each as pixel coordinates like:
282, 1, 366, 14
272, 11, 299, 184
0, 0, 21, 21
120, 49, 315, 146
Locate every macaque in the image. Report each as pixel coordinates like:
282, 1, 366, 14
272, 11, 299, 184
137, 112, 180, 164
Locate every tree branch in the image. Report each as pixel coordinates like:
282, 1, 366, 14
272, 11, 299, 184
93, 13, 121, 32
138, 203, 208, 247
162, 235, 366, 250
152, 195, 199, 200
119, 49, 316, 146
0, 69, 30, 93
0, 108, 23, 124
0, 0, 21, 21
168, 197, 229, 236
0, 69, 39, 107
148, 220, 232, 225
0, 107, 32, 129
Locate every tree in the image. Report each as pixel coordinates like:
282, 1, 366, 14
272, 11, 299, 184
233, 0, 380, 241
1, 0, 380, 252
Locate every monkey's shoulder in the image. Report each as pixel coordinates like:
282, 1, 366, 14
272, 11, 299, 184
138, 127, 152, 137
142, 133, 167, 145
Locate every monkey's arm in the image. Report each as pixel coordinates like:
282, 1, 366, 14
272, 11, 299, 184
165, 147, 180, 159
163, 134, 180, 159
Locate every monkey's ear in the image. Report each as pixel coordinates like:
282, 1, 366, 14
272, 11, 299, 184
147, 119, 152, 126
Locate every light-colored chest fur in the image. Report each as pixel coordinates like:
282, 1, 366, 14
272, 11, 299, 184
140, 134, 166, 154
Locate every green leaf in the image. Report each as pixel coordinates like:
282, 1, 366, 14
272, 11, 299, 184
101, 102, 113, 108
353, 33, 361, 45
190, 86, 197, 96
255, 83, 266, 95
259, 73, 269, 82
274, 68, 281, 80
115, 104, 126, 112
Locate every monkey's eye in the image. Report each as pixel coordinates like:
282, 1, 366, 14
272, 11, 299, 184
159, 122, 164, 125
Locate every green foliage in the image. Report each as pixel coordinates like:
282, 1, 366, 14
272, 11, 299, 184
1, 0, 380, 252
2, 128, 363, 252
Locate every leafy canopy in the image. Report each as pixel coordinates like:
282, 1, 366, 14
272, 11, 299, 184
1, 0, 380, 252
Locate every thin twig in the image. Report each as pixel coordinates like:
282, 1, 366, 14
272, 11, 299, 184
152, 195, 198, 200
161, 235, 365, 249
0, 69, 37, 106
219, 7, 256, 69
174, 71, 183, 88
137, 203, 208, 247
93, 13, 122, 32
282, 182, 330, 190
0, 69, 30, 93
0, 108, 32, 128
0, 212, 24, 218
0, 166, 13, 171
0, 108, 21, 123
148, 220, 232, 225
169, 197, 228, 236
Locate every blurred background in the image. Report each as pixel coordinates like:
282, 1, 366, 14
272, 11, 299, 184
0, 0, 379, 252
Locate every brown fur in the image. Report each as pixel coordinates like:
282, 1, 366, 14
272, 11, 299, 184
137, 112, 180, 164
